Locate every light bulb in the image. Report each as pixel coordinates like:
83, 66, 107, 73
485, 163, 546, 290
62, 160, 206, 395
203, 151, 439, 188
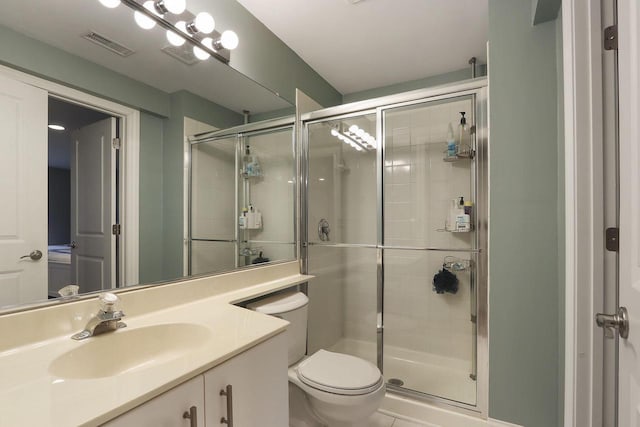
162, 0, 186, 14
193, 39, 211, 60
194, 12, 215, 34
349, 125, 358, 133
220, 30, 239, 50
330, 129, 339, 137
166, 21, 187, 46
356, 129, 365, 137
134, 2, 158, 30
99, 0, 121, 8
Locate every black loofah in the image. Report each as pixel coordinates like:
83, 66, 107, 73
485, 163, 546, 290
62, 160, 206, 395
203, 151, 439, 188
432, 268, 459, 294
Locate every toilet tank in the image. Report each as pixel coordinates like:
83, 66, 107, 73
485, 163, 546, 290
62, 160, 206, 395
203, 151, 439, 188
247, 291, 309, 366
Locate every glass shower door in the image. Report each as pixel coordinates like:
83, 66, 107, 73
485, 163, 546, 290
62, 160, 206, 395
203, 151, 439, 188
381, 96, 478, 405
303, 87, 487, 412
305, 112, 379, 366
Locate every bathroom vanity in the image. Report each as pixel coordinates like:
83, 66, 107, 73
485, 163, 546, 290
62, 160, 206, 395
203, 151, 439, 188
0, 261, 309, 426
104, 335, 287, 427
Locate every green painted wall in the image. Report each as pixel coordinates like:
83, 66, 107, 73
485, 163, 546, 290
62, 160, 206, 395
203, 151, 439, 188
532, 0, 562, 25
555, 13, 565, 427
139, 112, 165, 284
212, 0, 342, 108
342, 65, 487, 103
488, 1, 562, 426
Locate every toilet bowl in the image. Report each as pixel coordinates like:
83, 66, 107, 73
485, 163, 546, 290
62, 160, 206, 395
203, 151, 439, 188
288, 350, 385, 426
247, 291, 385, 426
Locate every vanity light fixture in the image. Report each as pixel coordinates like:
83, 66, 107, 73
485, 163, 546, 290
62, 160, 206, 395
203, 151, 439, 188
345, 124, 377, 148
166, 21, 187, 46
331, 128, 365, 152
98, 0, 239, 64
187, 12, 215, 34
153, 0, 186, 15
134, 1, 160, 29
48, 124, 65, 131
99, 0, 121, 8
217, 30, 239, 50
193, 38, 213, 60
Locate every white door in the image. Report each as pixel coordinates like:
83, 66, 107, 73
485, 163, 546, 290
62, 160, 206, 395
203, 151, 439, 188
0, 74, 47, 307
618, 0, 640, 424
70, 118, 116, 293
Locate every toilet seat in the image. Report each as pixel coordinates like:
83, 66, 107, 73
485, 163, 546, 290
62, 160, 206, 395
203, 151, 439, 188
296, 350, 383, 396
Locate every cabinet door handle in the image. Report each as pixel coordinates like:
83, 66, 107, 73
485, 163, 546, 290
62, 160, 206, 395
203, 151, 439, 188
220, 384, 234, 426
183, 405, 198, 427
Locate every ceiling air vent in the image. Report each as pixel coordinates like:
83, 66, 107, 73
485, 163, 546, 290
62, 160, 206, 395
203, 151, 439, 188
161, 44, 199, 66
83, 32, 134, 57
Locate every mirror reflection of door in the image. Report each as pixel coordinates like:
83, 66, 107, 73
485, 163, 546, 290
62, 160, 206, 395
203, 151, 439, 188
0, 73, 47, 307
48, 98, 119, 296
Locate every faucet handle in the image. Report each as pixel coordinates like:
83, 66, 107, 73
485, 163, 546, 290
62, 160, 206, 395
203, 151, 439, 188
99, 292, 121, 313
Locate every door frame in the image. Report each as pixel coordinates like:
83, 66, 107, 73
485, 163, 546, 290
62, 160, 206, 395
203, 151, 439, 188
0, 64, 140, 287
562, 0, 608, 425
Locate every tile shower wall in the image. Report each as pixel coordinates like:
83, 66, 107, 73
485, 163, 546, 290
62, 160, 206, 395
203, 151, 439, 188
190, 135, 236, 275
382, 99, 474, 361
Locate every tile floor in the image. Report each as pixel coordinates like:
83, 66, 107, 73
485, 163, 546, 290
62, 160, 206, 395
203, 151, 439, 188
356, 411, 428, 427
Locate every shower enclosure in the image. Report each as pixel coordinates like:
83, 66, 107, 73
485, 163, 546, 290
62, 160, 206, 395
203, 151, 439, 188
301, 81, 488, 413
188, 117, 296, 276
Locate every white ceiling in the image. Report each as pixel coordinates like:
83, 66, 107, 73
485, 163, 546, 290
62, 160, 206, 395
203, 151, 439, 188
236, 0, 488, 95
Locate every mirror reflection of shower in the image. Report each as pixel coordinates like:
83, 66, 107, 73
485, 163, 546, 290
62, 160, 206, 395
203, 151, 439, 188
188, 119, 296, 276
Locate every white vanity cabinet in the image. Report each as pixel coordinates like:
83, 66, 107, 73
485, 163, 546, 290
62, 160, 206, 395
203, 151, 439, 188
102, 375, 205, 427
204, 333, 288, 427
103, 333, 288, 427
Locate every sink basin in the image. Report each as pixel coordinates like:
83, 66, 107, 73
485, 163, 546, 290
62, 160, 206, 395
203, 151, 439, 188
49, 323, 213, 379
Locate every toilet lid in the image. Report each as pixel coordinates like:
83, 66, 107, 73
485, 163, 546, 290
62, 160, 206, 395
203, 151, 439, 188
297, 350, 382, 396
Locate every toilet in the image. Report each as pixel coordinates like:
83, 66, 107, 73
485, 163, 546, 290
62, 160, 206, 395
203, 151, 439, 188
248, 291, 385, 427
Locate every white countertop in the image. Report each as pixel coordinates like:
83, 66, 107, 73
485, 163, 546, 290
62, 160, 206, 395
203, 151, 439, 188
0, 264, 311, 426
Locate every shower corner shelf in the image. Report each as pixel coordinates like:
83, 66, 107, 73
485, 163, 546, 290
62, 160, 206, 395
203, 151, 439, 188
442, 149, 475, 162
444, 228, 474, 233
241, 172, 263, 179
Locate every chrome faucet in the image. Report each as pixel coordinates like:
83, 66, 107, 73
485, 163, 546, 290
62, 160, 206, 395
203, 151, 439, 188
71, 293, 126, 340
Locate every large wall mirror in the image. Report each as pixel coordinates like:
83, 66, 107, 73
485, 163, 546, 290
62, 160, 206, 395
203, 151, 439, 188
0, 0, 297, 312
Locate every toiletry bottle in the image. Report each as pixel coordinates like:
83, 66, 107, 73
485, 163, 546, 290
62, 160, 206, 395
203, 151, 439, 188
239, 207, 248, 229
464, 200, 473, 225
247, 205, 255, 229
446, 123, 456, 158
457, 112, 471, 156
243, 145, 253, 176
455, 197, 470, 231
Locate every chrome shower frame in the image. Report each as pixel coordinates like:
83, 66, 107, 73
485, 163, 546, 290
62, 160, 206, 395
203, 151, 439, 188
299, 78, 489, 417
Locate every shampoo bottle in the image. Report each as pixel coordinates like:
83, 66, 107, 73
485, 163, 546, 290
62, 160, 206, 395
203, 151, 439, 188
446, 123, 456, 158
457, 112, 471, 155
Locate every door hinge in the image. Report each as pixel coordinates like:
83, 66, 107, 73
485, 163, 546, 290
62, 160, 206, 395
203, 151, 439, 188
112, 137, 121, 149
606, 227, 619, 252
604, 25, 618, 51
112, 224, 121, 235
